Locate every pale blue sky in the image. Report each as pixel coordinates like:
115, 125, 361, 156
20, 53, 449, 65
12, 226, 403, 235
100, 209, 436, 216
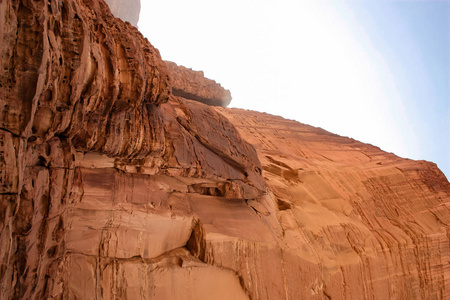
334, 0, 449, 178
139, 0, 449, 179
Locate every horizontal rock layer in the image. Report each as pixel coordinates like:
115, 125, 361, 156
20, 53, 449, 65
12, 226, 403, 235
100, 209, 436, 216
166, 61, 232, 107
1, 0, 449, 299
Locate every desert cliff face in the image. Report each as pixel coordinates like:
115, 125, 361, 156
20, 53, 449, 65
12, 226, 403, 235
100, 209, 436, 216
165, 61, 232, 107
217, 108, 450, 299
0, 0, 449, 299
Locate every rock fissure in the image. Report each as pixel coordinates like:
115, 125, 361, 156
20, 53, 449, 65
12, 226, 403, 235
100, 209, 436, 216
185, 220, 252, 299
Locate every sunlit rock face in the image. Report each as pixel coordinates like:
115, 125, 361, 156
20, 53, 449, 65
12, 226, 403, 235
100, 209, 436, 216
216, 108, 450, 299
104, 0, 141, 27
1, 0, 449, 299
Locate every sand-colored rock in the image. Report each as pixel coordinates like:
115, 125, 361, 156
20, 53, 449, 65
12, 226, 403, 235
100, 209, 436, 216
0, 0, 449, 299
0, 0, 261, 298
165, 61, 232, 107
217, 108, 450, 299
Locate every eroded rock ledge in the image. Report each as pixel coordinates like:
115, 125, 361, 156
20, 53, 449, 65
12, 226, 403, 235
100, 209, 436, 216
0, 0, 449, 299
166, 61, 232, 107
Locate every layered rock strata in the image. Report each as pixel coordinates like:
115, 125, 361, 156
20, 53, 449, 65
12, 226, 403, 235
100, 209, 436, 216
216, 108, 450, 299
0, 0, 449, 299
166, 61, 232, 107
0, 0, 261, 298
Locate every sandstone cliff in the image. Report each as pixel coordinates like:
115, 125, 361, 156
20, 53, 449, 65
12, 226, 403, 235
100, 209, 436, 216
0, 0, 449, 299
105, 0, 232, 107
217, 108, 450, 299
165, 61, 232, 107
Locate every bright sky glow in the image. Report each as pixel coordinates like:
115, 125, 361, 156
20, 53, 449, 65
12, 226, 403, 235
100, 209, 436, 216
139, 0, 449, 179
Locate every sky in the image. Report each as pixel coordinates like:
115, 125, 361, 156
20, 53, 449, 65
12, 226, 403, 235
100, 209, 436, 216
138, 0, 449, 179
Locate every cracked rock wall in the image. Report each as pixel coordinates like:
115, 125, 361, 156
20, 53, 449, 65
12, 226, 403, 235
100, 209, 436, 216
1, 0, 449, 299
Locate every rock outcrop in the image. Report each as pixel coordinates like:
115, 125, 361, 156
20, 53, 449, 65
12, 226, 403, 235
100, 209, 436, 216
103, 0, 232, 107
0, 1, 262, 298
165, 61, 232, 107
103, 0, 140, 27
216, 108, 450, 299
0, 0, 449, 299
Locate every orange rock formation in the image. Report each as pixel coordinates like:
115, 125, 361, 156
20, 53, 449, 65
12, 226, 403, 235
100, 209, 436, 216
165, 61, 232, 107
217, 108, 450, 299
0, 0, 449, 299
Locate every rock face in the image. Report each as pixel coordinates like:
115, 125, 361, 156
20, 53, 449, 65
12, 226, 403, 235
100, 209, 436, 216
216, 108, 450, 299
165, 61, 232, 107
0, 0, 449, 299
103, 0, 140, 27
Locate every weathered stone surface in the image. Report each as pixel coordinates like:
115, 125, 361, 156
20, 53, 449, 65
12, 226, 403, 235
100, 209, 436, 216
1, 0, 449, 299
166, 61, 232, 107
217, 108, 450, 299
0, 0, 170, 145
104, 0, 140, 27
0, 0, 261, 298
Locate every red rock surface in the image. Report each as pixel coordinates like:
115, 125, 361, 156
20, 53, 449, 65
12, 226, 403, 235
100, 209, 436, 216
217, 108, 450, 299
0, 0, 449, 299
165, 61, 232, 107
